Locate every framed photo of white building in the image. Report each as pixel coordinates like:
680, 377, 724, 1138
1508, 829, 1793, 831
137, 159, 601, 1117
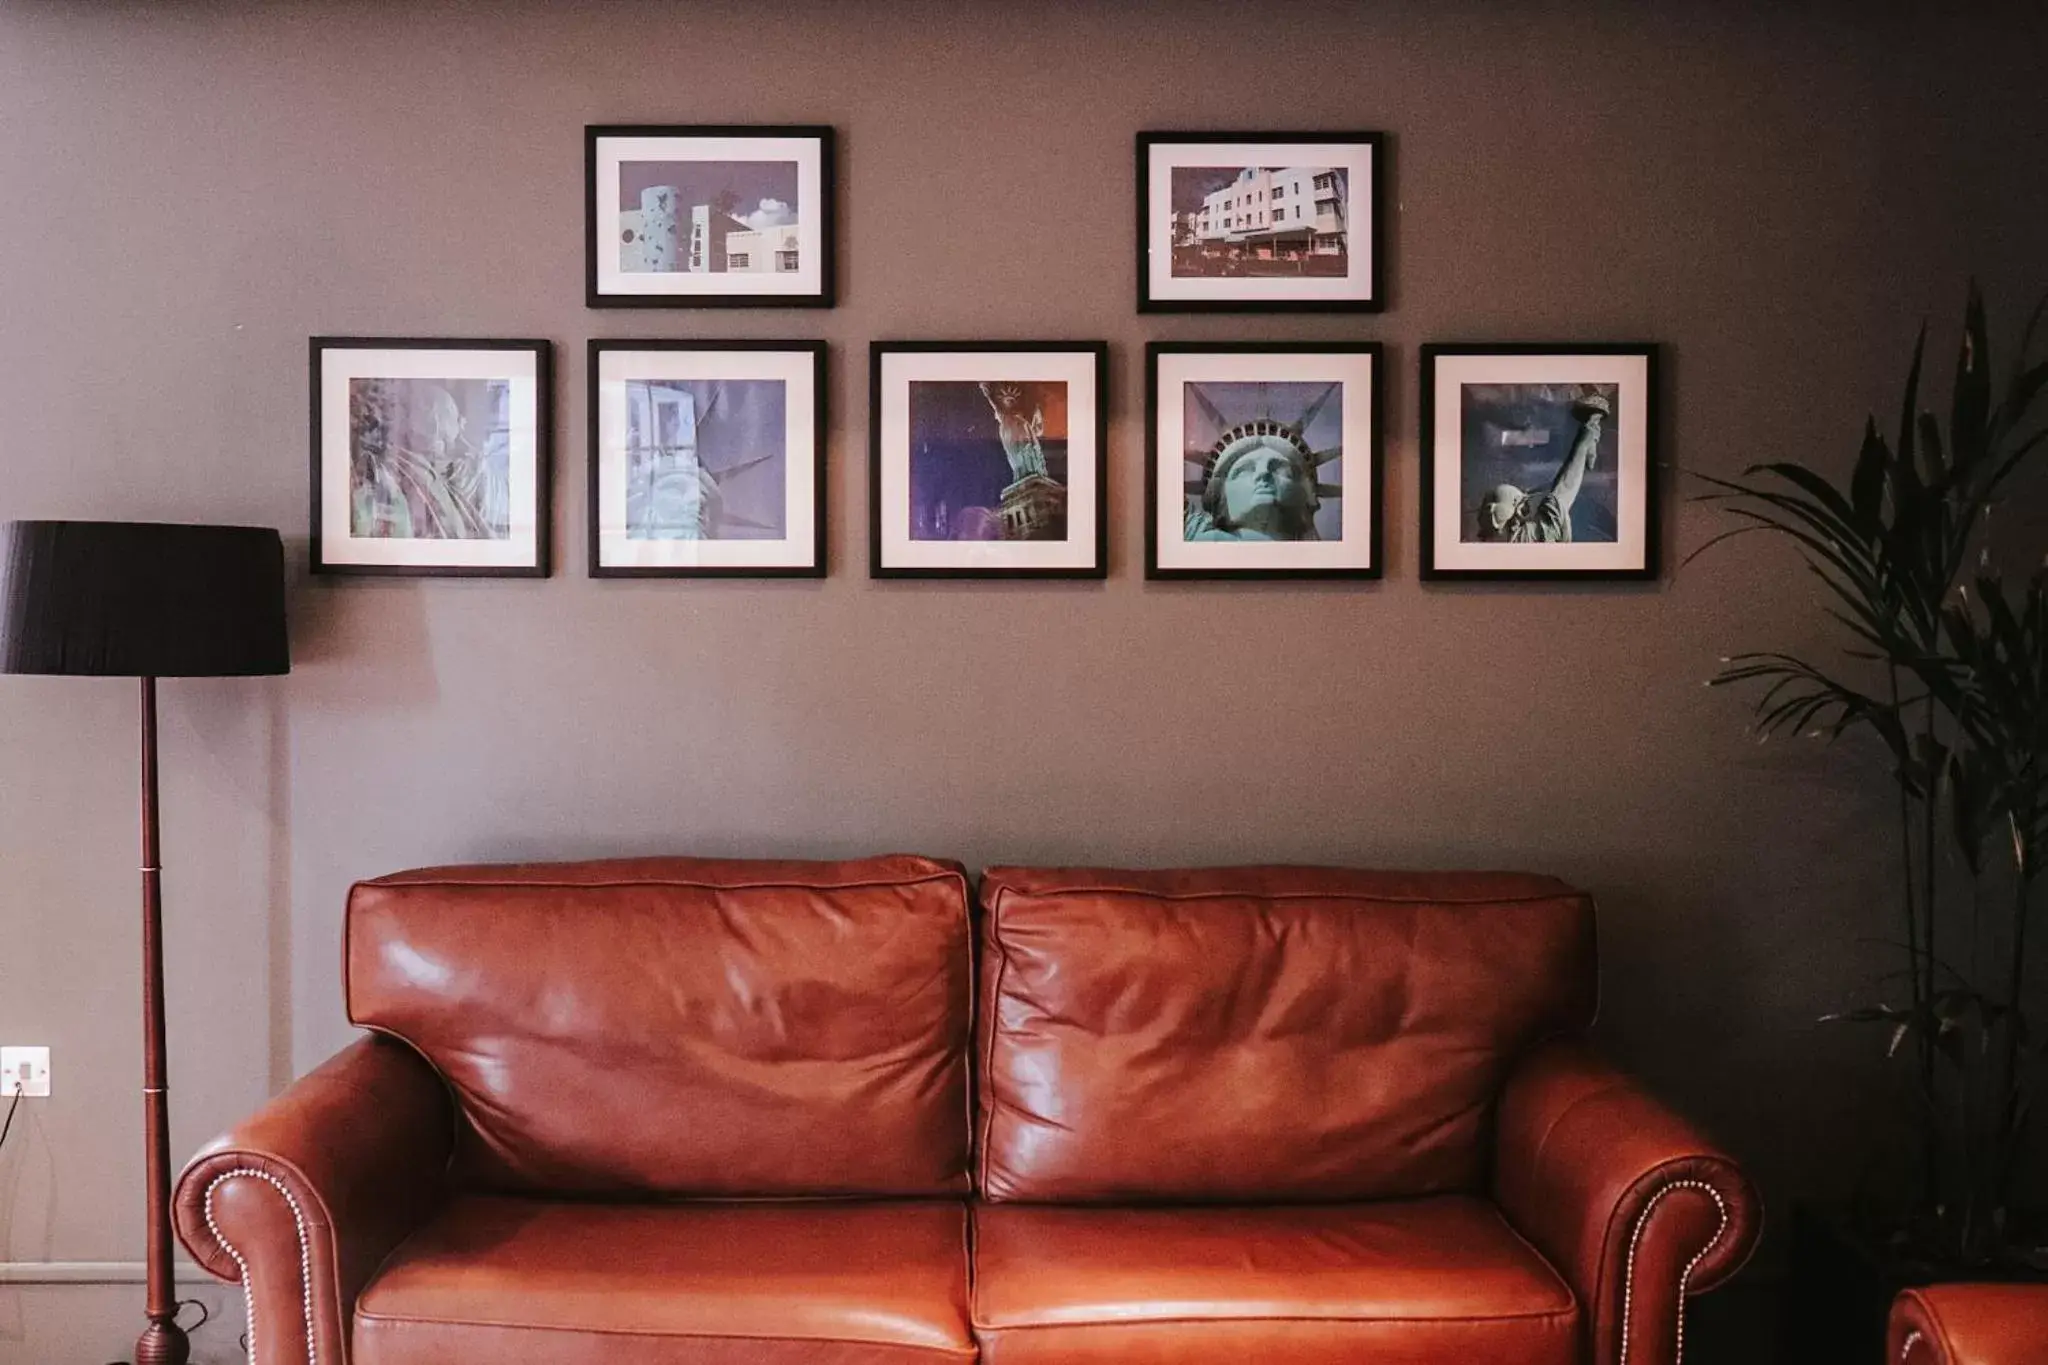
869, 341, 1108, 579
1147, 342, 1382, 579
1137, 132, 1384, 313
586, 125, 835, 308
588, 340, 826, 577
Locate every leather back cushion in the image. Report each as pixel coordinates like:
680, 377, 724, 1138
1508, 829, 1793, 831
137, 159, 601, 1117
976, 866, 1596, 1203
347, 856, 972, 1197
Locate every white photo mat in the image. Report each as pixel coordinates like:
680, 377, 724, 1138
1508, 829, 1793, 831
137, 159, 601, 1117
1153, 349, 1376, 573
592, 134, 826, 298
1428, 351, 1652, 574
592, 348, 818, 570
1145, 140, 1377, 305
875, 349, 1101, 572
317, 346, 542, 569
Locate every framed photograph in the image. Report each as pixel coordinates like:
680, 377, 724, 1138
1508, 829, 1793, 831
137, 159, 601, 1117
869, 342, 1107, 579
1137, 131, 1384, 312
588, 341, 826, 577
1420, 343, 1660, 580
310, 337, 551, 577
1147, 342, 1382, 580
586, 124, 835, 308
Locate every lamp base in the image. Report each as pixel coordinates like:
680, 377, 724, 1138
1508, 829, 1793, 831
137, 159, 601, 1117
130, 1317, 190, 1365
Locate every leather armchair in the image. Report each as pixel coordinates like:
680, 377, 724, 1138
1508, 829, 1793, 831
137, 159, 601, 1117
1496, 1040, 1761, 1365
1889, 1283, 2048, 1365
173, 1034, 453, 1365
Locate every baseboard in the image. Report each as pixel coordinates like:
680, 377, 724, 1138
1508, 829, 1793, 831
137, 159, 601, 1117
0, 1260, 216, 1286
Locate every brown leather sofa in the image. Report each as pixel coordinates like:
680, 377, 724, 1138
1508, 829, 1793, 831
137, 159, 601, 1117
1889, 1284, 2048, 1364
173, 856, 1760, 1364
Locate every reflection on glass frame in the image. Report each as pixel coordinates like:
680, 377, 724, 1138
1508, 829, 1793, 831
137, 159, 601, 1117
588, 340, 826, 578
869, 341, 1108, 579
1138, 131, 1385, 313
310, 337, 552, 577
1147, 342, 1382, 580
586, 124, 835, 308
1420, 343, 1660, 580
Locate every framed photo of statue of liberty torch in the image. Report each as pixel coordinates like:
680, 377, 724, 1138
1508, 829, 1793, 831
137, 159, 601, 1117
870, 341, 1108, 579
588, 339, 826, 577
1146, 341, 1382, 580
1420, 343, 1659, 580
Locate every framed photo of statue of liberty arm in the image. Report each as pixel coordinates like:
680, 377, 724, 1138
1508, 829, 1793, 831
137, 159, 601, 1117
1137, 131, 1385, 313
1420, 343, 1660, 580
1147, 342, 1382, 580
869, 341, 1108, 580
311, 337, 552, 577
589, 340, 826, 578
587, 124, 835, 308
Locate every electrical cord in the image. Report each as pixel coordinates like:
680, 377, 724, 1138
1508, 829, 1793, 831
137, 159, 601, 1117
0, 1080, 22, 1153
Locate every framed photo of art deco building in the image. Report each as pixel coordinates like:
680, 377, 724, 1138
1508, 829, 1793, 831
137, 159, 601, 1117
1147, 342, 1381, 579
1137, 132, 1385, 312
588, 340, 826, 577
1420, 343, 1660, 580
870, 341, 1108, 579
310, 337, 552, 576
586, 124, 835, 308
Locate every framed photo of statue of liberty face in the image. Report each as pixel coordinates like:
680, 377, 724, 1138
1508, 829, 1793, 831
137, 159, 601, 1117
1146, 342, 1381, 580
588, 340, 825, 577
587, 125, 835, 308
869, 341, 1108, 579
311, 337, 552, 577
1421, 344, 1659, 580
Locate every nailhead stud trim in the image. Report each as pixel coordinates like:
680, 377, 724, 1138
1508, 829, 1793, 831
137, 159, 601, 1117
202, 1167, 317, 1365
1901, 1328, 1924, 1361
1619, 1178, 1730, 1365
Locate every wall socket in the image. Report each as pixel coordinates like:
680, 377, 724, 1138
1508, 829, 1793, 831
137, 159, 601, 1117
1, 1046, 51, 1097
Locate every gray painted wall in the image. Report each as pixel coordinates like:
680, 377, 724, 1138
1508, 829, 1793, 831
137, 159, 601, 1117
1, 2, 2044, 1360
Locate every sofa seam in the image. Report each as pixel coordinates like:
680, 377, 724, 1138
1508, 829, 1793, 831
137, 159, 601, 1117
976, 885, 1013, 1198
358, 870, 967, 894
984, 884, 1584, 909
971, 1305, 1582, 1332
351, 1310, 975, 1355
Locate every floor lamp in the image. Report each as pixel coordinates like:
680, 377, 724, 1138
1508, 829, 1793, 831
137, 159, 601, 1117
1, 520, 288, 1365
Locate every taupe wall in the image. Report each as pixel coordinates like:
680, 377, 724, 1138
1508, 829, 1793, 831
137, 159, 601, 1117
2, 1, 2045, 1360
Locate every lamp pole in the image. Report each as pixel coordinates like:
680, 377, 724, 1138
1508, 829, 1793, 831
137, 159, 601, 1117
134, 676, 187, 1365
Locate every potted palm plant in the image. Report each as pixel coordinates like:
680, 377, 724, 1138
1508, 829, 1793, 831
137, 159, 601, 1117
1696, 286, 2048, 1361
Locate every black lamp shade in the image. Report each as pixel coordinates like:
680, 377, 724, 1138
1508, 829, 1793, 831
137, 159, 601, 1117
0, 521, 289, 677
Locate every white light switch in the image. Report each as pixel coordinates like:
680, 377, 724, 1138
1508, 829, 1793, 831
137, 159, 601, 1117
1, 1046, 50, 1098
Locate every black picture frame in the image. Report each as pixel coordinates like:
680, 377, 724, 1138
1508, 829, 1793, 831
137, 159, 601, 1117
309, 336, 553, 578
1136, 131, 1387, 314
585, 123, 837, 309
586, 339, 828, 579
1145, 340, 1384, 580
868, 340, 1110, 580
1419, 341, 1662, 581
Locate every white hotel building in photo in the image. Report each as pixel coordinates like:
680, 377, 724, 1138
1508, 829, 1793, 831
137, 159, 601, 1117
1192, 166, 1348, 259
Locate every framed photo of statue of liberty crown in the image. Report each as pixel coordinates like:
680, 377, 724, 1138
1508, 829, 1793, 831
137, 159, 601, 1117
588, 340, 826, 577
869, 341, 1108, 579
1420, 343, 1659, 580
587, 124, 834, 308
1147, 342, 1382, 580
311, 337, 552, 576
1138, 131, 1385, 312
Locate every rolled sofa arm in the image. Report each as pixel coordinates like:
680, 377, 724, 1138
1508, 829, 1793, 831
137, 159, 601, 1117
1493, 1039, 1762, 1365
1890, 1284, 2048, 1364
173, 1034, 454, 1365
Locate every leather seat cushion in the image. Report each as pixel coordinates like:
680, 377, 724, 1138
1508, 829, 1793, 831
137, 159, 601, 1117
354, 1197, 975, 1365
971, 1197, 1579, 1365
